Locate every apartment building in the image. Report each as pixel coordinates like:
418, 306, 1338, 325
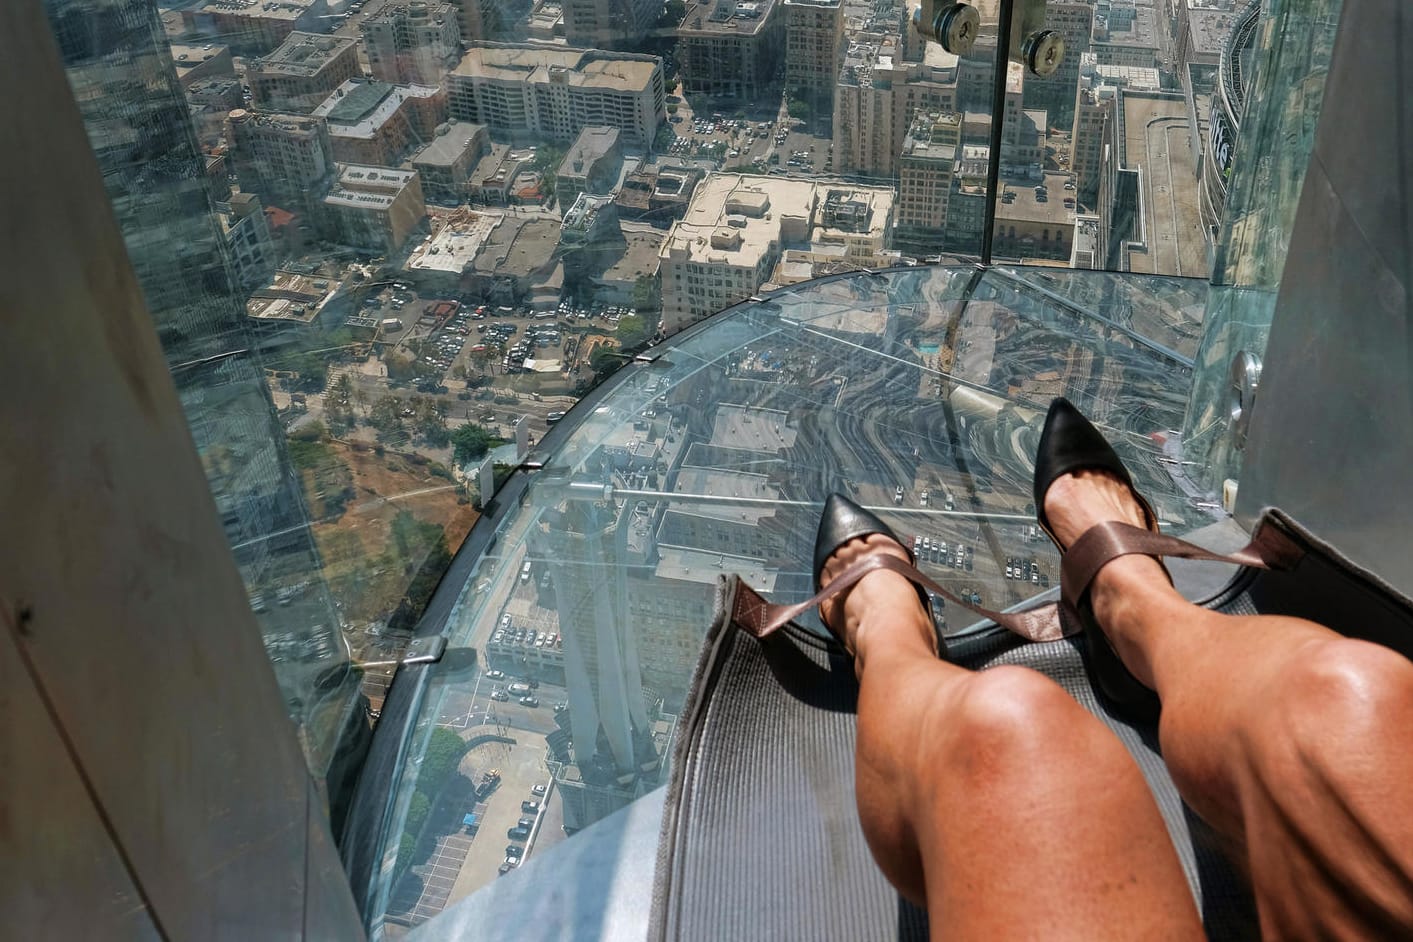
361, 1, 462, 86
658, 174, 893, 332
321, 165, 427, 254
246, 32, 360, 114
226, 109, 336, 215
183, 0, 329, 55
896, 112, 961, 247
833, 37, 959, 178
311, 79, 448, 166
411, 121, 490, 203
1070, 58, 1161, 199
448, 45, 665, 149
676, 0, 785, 100
562, 0, 661, 48
782, 0, 843, 107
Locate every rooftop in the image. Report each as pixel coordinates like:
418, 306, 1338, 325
324, 164, 418, 209
1098, 3, 1159, 49
413, 121, 487, 166
996, 171, 1079, 227
195, 0, 318, 21
600, 226, 667, 284
1187, 7, 1243, 58
663, 173, 816, 267
1117, 91, 1207, 276
560, 126, 621, 178
246, 269, 336, 324
249, 32, 356, 75
170, 42, 231, 74
678, 0, 781, 35
474, 216, 563, 279
407, 208, 504, 273
452, 45, 660, 93
312, 80, 442, 139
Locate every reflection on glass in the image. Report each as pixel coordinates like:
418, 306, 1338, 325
39, 0, 1340, 929
369, 265, 1213, 929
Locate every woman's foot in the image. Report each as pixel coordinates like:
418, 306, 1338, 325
1042, 468, 1180, 689
818, 532, 938, 676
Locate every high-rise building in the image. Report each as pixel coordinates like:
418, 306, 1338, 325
311, 79, 448, 166
361, 0, 462, 87
182, 0, 330, 55
658, 174, 894, 332
246, 32, 361, 114
562, 0, 662, 49
677, 0, 785, 100
537, 499, 662, 831
896, 112, 961, 247
448, 45, 665, 150
322, 165, 428, 254
832, 37, 960, 178
226, 109, 337, 216
782, 0, 843, 108
42, 0, 363, 789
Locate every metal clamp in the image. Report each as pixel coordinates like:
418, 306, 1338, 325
1227, 350, 1262, 449
912, 1, 980, 55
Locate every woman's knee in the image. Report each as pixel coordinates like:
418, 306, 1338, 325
938, 666, 1101, 781
1262, 639, 1413, 760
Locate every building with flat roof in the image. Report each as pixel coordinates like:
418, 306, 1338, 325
469, 216, 564, 305
677, 0, 785, 100
246, 32, 360, 114
1097, 90, 1206, 274
226, 109, 336, 217
449, 45, 665, 150
1093, 1, 1162, 69
896, 112, 960, 248
361, 1, 462, 87
312, 79, 448, 166
322, 165, 427, 254
245, 268, 340, 328
557, 126, 624, 208
782, 0, 843, 107
1179, 1, 1241, 72
220, 193, 279, 291
832, 37, 961, 178
562, 0, 660, 48
412, 121, 490, 203
170, 42, 235, 88
659, 174, 894, 332
184, 0, 330, 56
994, 170, 1078, 261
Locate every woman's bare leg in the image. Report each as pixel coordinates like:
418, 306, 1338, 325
821, 534, 1203, 941
1045, 470, 1413, 937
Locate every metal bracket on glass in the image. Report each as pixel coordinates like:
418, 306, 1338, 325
359, 635, 447, 668
1011, 0, 1063, 76
912, 0, 981, 55
1227, 350, 1262, 449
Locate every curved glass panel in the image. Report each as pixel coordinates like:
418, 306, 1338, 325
365, 263, 1208, 929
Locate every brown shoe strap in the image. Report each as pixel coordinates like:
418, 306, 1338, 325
734, 519, 1307, 652
736, 552, 1072, 647
1061, 519, 1306, 611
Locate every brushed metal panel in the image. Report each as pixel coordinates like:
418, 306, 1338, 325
0, 626, 162, 942
0, 2, 362, 938
1236, 0, 1413, 597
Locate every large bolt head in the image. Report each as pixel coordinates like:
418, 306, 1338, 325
1023, 29, 1065, 77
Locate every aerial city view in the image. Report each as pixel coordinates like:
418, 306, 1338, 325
54, 0, 1261, 927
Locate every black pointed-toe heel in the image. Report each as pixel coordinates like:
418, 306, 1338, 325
812, 493, 944, 658
1034, 398, 1163, 718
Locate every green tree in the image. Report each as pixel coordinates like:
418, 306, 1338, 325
631, 275, 659, 313
590, 343, 625, 379
286, 351, 329, 393
787, 97, 811, 122
370, 395, 404, 437
451, 421, 496, 465
617, 314, 650, 352
416, 397, 450, 447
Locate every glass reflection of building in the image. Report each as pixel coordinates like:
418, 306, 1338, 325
43, 0, 365, 809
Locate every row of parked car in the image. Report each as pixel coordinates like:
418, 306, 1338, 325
499, 784, 549, 875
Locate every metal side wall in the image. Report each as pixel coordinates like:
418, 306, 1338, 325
1235, 0, 1413, 595
0, 2, 363, 938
